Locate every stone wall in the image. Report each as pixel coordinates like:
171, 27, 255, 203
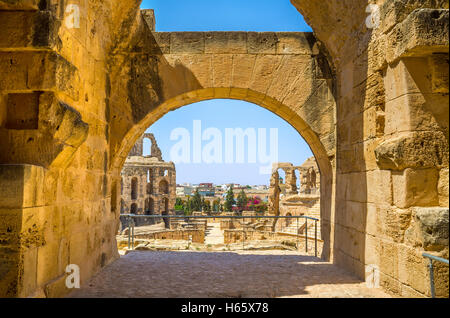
292, 0, 449, 297
0, 0, 142, 297
0, 0, 448, 298
133, 229, 205, 244
223, 229, 323, 254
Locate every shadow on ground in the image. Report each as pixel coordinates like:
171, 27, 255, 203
67, 251, 391, 298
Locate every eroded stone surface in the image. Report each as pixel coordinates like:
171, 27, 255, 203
0, 0, 448, 298
68, 251, 393, 298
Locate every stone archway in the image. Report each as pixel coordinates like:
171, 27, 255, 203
107, 29, 337, 265
0, 0, 447, 298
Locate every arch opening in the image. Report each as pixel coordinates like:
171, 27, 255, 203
131, 177, 138, 200
114, 92, 334, 261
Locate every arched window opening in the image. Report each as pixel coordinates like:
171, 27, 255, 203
131, 177, 138, 200
130, 203, 138, 214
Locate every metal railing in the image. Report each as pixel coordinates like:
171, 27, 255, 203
121, 214, 320, 257
422, 253, 449, 298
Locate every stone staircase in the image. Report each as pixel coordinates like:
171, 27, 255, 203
280, 220, 321, 239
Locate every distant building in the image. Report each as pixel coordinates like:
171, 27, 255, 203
120, 133, 176, 217
176, 185, 194, 197
197, 183, 215, 196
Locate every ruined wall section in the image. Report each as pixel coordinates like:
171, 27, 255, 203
0, 0, 141, 297
121, 158, 176, 217
292, 0, 449, 297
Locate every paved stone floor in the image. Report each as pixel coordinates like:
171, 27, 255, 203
204, 222, 225, 245
68, 250, 393, 298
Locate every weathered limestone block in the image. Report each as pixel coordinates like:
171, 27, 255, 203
430, 54, 449, 94
392, 168, 439, 209
0, 93, 89, 168
369, 202, 410, 243
247, 32, 278, 54
384, 58, 428, 102
276, 32, 316, 55
0, 10, 59, 48
397, 244, 430, 296
0, 0, 39, 10
375, 131, 449, 171
0, 165, 45, 209
366, 169, 393, 205
265, 55, 312, 102
383, 57, 449, 136
384, 90, 448, 136
0, 51, 80, 99
170, 32, 205, 54
386, 9, 449, 63
438, 169, 449, 207
379, 0, 450, 35
406, 207, 449, 251
0, 164, 47, 297
205, 32, 247, 54
141, 9, 155, 31
249, 54, 283, 95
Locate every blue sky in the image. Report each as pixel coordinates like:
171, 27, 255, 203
140, 0, 314, 186
141, 0, 312, 32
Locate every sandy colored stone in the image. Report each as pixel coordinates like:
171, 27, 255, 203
392, 168, 439, 209
0, 0, 448, 299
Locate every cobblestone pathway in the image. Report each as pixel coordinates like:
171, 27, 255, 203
68, 251, 393, 298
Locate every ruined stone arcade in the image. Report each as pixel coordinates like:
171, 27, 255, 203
0, 0, 448, 298
120, 133, 176, 218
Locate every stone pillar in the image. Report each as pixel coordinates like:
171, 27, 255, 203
268, 170, 280, 216
129, 135, 144, 156
285, 168, 298, 195
373, 45, 449, 296
141, 9, 156, 31
144, 133, 163, 161
0, 164, 49, 297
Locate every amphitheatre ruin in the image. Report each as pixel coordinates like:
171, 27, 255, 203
0, 0, 448, 299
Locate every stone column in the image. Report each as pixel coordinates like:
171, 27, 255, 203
285, 168, 298, 195
372, 14, 449, 296
0, 165, 46, 297
268, 170, 280, 216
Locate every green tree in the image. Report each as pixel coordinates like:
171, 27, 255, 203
191, 189, 202, 212
236, 189, 248, 212
175, 198, 185, 211
202, 200, 211, 212
212, 199, 221, 212
184, 197, 192, 215
224, 186, 236, 212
